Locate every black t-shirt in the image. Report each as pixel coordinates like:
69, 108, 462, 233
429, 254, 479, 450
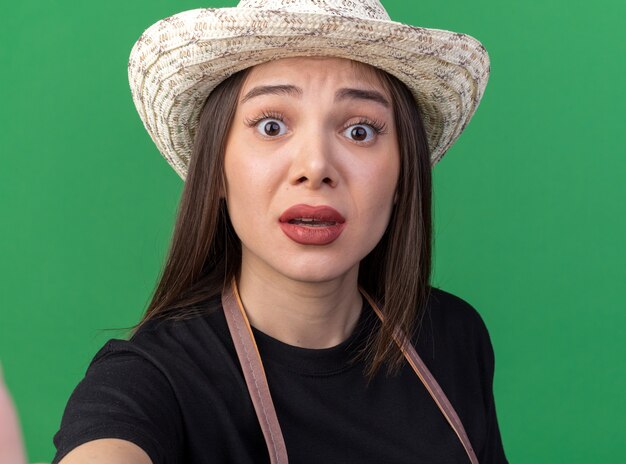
52, 287, 508, 463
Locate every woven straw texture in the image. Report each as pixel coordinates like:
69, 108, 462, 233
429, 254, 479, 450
128, 0, 490, 180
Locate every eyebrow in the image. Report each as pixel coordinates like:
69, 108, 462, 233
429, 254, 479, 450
335, 88, 390, 108
240, 84, 390, 108
240, 85, 303, 103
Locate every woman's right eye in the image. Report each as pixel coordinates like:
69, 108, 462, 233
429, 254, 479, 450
255, 118, 287, 137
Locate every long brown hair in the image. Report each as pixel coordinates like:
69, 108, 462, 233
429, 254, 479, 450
132, 62, 432, 379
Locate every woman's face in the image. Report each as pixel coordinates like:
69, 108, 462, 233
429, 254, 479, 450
223, 56, 400, 284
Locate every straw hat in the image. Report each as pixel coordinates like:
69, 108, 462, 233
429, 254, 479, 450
128, 0, 490, 180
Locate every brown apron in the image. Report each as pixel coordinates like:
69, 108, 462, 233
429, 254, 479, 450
221, 278, 479, 464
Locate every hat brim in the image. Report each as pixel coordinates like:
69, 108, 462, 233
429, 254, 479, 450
128, 8, 490, 179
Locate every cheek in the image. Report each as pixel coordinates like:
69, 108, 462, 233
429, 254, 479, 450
362, 177, 397, 229
345, 155, 399, 253
226, 159, 278, 201
366, 145, 400, 203
367, 150, 400, 229
223, 144, 283, 237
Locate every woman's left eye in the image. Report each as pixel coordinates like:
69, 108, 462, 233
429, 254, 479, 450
342, 124, 377, 143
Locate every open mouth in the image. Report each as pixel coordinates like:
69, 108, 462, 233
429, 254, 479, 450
279, 204, 346, 245
279, 204, 345, 225
288, 218, 337, 227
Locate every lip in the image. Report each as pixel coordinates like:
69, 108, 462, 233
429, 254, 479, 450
279, 204, 346, 246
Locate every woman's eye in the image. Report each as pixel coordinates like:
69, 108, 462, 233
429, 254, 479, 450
343, 124, 376, 143
256, 118, 287, 137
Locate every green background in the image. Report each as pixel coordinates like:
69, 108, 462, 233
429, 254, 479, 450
1, 0, 624, 462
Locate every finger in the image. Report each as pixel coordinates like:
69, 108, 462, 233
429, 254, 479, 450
0, 362, 27, 464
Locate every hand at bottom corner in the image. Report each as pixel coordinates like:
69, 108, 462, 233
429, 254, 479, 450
0, 362, 27, 464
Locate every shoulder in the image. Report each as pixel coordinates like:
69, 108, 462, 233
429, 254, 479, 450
424, 287, 491, 339
95, 296, 232, 368
415, 286, 496, 368
416, 289, 507, 462
53, 298, 235, 463
74, 296, 239, 405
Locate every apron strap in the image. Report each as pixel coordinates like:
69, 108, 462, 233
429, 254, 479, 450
221, 278, 479, 464
359, 289, 479, 464
221, 279, 289, 464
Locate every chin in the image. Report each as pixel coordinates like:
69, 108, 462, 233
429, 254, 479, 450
272, 257, 359, 284
286, 272, 352, 285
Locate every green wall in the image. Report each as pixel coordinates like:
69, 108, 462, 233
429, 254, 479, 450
1, 0, 624, 462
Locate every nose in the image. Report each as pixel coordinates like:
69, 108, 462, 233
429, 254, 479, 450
288, 127, 338, 189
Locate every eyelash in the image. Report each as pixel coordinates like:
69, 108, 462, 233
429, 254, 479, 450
342, 118, 388, 136
244, 111, 285, 128
245, 112, 388, 137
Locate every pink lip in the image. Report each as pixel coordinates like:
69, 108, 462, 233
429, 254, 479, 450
279, 204, 346, 246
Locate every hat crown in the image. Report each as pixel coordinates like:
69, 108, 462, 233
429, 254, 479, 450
236, 0, 391, 21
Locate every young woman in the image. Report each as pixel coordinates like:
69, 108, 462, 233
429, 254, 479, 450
53, 1, 507, 463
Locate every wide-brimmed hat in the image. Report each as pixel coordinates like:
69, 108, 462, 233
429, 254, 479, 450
128, 0, 490, 180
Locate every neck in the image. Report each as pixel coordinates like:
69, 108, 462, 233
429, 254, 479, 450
236, 258, 363, 349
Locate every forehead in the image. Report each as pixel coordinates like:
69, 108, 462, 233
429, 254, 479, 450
241, 56, 389, 95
